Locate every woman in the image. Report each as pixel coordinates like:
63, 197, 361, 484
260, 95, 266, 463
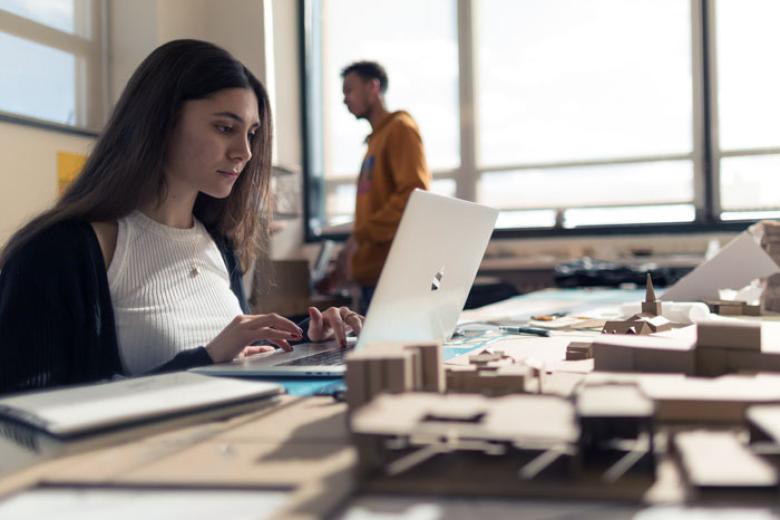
0, 39, 362, 394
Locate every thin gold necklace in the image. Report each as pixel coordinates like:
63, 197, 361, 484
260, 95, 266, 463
187, 220, 203, 278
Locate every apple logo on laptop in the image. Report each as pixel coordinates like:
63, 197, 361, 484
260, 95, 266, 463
431, 266, 445, 291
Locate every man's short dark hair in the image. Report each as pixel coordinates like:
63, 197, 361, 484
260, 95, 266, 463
340, 61, 388, 93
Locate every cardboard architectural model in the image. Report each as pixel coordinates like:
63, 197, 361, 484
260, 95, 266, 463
446, 349, 532, 396
760, 220, 780, 313
566, 341, 594, 361
344, 335, 780, 501
602, 274, 672, 335
576, 384, 656, 479
350, 392, 655, 498
345, 343, 443, 411
591, 320, 779, 377
705, 299, 761, 316
674, 430, 778, 494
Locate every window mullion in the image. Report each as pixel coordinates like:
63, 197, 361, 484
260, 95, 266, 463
703, 0, 721, 220
456, 0, 477, 202
0, 10, 91, 55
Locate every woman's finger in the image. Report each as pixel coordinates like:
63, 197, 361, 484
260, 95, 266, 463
324, 307, 348, 348
253, 327, 302, 342
345, 312, 365, 336
307, 306, 326, 341
247, 313, 303, 337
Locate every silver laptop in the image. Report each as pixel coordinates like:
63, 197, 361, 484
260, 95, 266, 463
0, 372, 282, 437
193, 190, 499, 377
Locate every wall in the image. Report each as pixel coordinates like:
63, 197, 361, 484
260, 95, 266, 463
0, 122, 94, 244
267, 0, 306, 259
109, 0, 267, 105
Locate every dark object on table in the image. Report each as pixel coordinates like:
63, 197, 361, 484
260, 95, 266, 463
554, 257, 692, 288
464, 278, 520, 309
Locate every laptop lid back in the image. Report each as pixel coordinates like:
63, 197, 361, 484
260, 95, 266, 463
356, 190, 498, 349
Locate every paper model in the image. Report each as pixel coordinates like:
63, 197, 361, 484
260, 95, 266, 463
566, 341, 594, 360
673, 430, 778, 491
445, 348, 532, 396
705, 299, 762, 316
602, 314, 672, 336
345, 343, 443, 411
602, 275, 672, 335
351, 393, 580, 481
576, 384, 656, 479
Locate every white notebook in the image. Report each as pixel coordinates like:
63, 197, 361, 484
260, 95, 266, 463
0, 372, 282, 437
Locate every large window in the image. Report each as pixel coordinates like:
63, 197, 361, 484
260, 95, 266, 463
0, 0, 105, 132
715, 0, 780, 220
304, 0, 459, 230
302, 0, 779, 238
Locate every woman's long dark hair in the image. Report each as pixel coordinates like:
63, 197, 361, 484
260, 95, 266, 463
0, 39, 272, 270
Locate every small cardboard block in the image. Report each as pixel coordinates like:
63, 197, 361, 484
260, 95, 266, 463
674, 430, 778, 489
697, 321, 761, 350
705, 300, 747, 315
566, 341, 593, 361
719, 304, 746, 316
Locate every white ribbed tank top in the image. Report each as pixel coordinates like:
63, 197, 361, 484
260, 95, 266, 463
107, 211, 243, 375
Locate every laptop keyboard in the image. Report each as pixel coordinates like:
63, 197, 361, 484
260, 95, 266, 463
277, 349, 348, 367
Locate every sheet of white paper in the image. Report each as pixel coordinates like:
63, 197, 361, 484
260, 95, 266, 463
662, 231, 779, 301
0, 487, 289, 520
446, 334, 596, 366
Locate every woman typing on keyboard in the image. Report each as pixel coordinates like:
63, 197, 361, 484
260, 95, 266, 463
0, 40, 364, 394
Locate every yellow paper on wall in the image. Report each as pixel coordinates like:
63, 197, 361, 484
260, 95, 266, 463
57, 151, 87, 196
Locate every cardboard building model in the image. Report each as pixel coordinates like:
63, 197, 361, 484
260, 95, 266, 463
591, 320, 773, 378
602, 274, 672, 335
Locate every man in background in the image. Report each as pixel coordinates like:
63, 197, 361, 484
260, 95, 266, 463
320, 61, 431, 313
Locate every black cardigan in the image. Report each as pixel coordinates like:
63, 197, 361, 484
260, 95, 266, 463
0, 220, 250, 395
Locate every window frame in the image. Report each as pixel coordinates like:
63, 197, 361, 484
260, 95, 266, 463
300, 0, 762, 242
0, 0, 106, 136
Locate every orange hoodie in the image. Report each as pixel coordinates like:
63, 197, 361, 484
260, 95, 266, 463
351, 111, 431, 285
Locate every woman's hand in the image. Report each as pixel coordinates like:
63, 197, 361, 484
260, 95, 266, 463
206, 314, 303, 363
237, 345, 276, 359
307, 306, 365, 348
